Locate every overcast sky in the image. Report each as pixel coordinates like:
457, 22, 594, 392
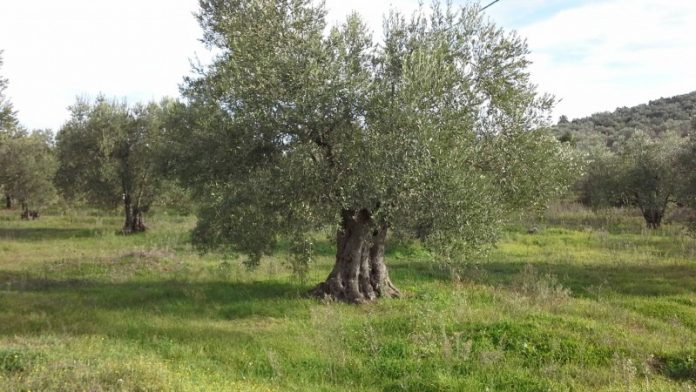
1, 0, 695, 130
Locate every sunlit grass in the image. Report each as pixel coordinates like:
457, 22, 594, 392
0, 206, 694, 391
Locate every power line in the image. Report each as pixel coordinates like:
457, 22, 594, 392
481, 0, 502, 12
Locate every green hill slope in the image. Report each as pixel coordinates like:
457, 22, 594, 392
555, 91, 696, 149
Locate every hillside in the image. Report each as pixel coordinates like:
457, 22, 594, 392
555, 91, 696, 149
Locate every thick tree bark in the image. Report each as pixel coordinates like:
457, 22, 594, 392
19, 200, 38, 220
309, 209, 401, 303
122, 193, 146, 234
642, 207, 664, 229
636, 193, 669, 229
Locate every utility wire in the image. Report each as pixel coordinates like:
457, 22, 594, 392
481, 0, 502, 12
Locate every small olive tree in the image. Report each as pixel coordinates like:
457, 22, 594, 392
677, 131, 696, 229
0, 130, 57, 215
55, 97, 167, 233
0, 51, 18, 135
579, 131, 684, 228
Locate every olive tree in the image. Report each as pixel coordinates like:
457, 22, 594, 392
0, 130, 57, 215
0, 52, 54, 213
677, 131, 696, 228
0, 50, 22, 208
579, 131, 683, 229
55, 97, 166, 233
169, 0, 574, 302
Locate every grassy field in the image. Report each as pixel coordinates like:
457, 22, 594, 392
0, 206, 694, 391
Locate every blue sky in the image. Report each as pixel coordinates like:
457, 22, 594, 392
1, 0, 695, 130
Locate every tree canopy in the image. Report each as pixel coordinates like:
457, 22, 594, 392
154, 0, 574, 302
0, 51, 19, 135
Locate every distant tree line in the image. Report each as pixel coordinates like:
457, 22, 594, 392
555, 91, 696, 149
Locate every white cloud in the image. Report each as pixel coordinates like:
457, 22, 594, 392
1, 0, 695, 129
328, 0, 696, 121
0, 0, 208, 130
517, 0, 696, 120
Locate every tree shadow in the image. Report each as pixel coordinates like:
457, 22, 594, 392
389, 260, 452, 283
473, 261, 696, 298
0, 271, 309, 339
0, 227, 106, 241
389, 259, 696, 298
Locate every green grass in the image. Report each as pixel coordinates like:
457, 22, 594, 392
0, 206, 694, 391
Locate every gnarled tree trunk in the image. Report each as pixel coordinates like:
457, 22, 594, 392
122, 193, 146, 234
642, 207, 664, 229
309, 209, 400, 303
637, 196, 668, 229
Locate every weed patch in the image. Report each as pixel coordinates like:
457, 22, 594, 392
651, 351, 696, 381
0, 348, 41, 373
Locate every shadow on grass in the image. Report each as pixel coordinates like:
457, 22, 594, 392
389, 260, 452, 283
474, 261, 696, 298
389, 259, 696, 298
0, 227, 106, 241
1, 255, 692, 344
0, 271, 309, 338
